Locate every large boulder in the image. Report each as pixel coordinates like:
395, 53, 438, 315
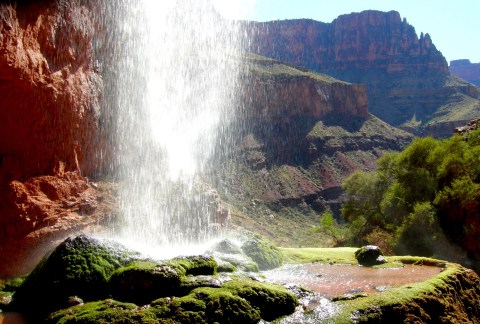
241, 235, 284, 270
354, 245, 387, 266
10, 235, 143, 318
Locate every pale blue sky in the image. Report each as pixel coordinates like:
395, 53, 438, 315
213, 0, 480, 63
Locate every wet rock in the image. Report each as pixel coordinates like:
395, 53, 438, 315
354, 245, 387, 266
10, 235, 143, 318
210, 239, 242, 254
211, 252, 259, 272
11, 235, 298, 323
241, 235, 284, 270
110, 261, 186, 305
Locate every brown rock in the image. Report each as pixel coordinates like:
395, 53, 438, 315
0, 1, 105, 182
0, 1, 113, 277
245, 11, 480, 135
450, 59, 480, 86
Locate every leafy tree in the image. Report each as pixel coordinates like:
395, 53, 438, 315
341, 128, 480, 260
393, 202, 443, 256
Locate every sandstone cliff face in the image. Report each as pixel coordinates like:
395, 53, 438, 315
0, 1, 112, 276
246, 11, 480, 136
0, 1, 104, 181
450, 59, 480, 86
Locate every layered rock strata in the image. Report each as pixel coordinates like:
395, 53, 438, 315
246, 10, 480, 136
450, 59, 480, 86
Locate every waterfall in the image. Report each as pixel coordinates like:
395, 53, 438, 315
102, 0, 245, 256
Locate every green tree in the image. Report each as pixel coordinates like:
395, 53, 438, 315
393, 202, 443, 256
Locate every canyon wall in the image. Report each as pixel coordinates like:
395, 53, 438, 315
0, 0, 114, 276
450, 59, 480, 86
246, 11, 480, 136
216, 55, 413, 244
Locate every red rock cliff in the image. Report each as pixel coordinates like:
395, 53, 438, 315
246, 11, 480, 135
0, 1, 104, 181
0, 1, 113, 277
450, 59, 480, 87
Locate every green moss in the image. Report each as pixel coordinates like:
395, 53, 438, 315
281, 247, 359, 264
170, 255, 217, 276
10, 235, 142, 319
109, 261, 186, 304
241, 235, 284, 270
46, 299, 158, 324
1, 276, 27, 292
215, 260, 237, 273
222, 279, 298, 321
0, 291, 13, 310
328, 262, 475, 323
280, 247, 408, 269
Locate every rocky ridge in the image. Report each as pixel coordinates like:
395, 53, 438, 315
246, 10, 480, 136
450, 59, 480, 87
213, 55, 413, 245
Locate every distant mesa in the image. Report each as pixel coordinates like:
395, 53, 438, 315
450, 59, 480, 87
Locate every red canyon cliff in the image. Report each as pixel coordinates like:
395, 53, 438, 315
0, 1, 114, 276
247, 11, 480, 136
450, 59, 480, 87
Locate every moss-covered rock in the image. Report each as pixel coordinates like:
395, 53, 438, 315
10, 235, 143, 318
354, 245, 386, 266
222, 279, 298, 321
212, 253, 259, 272
215, 259, 238, 273
9, 235, 299, 323
210, 239, 242, 254
47, 279, 297, 323
46, 299, 157, 324
171, 255, 217, 276
109, 261, 186, 305
241, 235, 284, 270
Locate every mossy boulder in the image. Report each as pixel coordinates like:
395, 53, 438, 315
10, 235, 298, 323
354, 245, 386, 266
171, 255, 217, 276
46, 299, 156, 324
10, 235, 143, 318
48, 278, 298, 324
109, 261, 186, 304
110, 256, 218, 304
241, 235, 284, 270
222, 279, 298, 321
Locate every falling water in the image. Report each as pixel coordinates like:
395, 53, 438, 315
102, 0, 245, 256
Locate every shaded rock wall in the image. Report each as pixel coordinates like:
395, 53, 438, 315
0, 1, 115, 277
0, 1, 105, 182
450, 59, 480, 86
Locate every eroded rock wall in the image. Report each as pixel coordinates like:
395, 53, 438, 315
0, 1, 114, 277
450, 59, 480, 86
246, 11, 480, 134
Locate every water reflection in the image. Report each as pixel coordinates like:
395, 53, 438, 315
262, 263, 442, 298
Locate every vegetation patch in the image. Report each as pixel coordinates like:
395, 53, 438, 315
241, 235, 284, 270
341, 128, 480, 268
10, 235, 143, 318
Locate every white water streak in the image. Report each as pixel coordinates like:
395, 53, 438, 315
106, 0, 244, 250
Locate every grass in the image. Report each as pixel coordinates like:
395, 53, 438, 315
281, 247, 358, 264
243, 53, 350, 84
